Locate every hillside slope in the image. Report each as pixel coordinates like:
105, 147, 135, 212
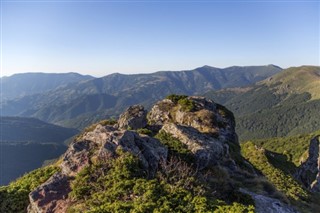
205, 66, 320, 140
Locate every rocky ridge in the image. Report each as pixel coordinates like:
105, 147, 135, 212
27, 96, 299, 213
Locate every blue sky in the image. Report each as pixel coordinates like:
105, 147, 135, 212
1, 0, 319, 77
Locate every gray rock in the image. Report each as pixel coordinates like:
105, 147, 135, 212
240, 188, 300, 213
148, 96, 237, 144
28, 173, 71, 213
61, 140, 98, 176
161, 123, 230, 169
295, 136, 320, 192
118, 105, 147, 130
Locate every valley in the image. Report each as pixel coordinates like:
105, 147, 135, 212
0, 117, 78, 185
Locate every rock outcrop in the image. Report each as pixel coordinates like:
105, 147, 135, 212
161, 123, 230, 169
295, 135, 320, 192
148, 96, 238, 169
148, 96, 237, 143
117, 105, 147, 130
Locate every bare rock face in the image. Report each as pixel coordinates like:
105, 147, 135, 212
61, 140, 98, 176
161, 123, 230, 169
240, 189, 299, 213
295, 136, 320, 192
117, 105, 147, 130
28, 173, 71, 213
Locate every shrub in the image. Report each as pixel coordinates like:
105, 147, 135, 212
68, 149, 254, 212
166, 94, 188, 103
136, 128, 153, 136
166, 94, 195, 112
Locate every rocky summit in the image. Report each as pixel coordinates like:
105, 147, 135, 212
22, 95, 301, 212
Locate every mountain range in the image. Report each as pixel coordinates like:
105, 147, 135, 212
1, 65, 281, 129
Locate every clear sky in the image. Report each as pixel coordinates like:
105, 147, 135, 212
0, 0, 319, 77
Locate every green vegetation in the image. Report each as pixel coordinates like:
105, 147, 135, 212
236, 98, 320, 141
68, 149, 212, 212
241, 138, 320, 213
214, 202, 254, 213
166, 94, 188, 103
166, 94, 195, 112
68, 146, 254, 212
241, 142, 308, 202
250, 129, 320, 166
0, 166, 59, 213
136, 128, 153, 136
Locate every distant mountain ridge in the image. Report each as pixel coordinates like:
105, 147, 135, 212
1, 65, 282, 129
0, 72, 93, 100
